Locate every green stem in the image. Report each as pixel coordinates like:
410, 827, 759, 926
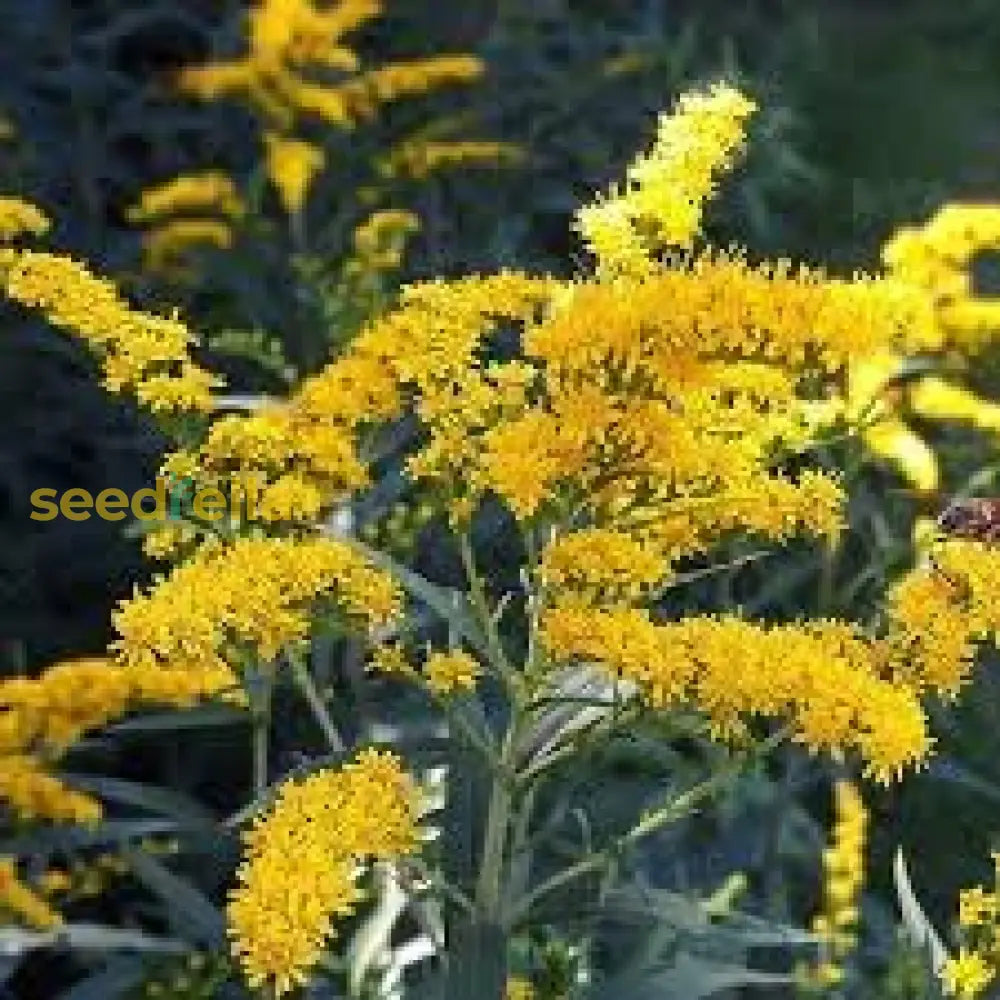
458, 530, 520, 696
400, 857, 476, 917
474, 728, 516, 920
250, 670, 274, 800
288, 649, 346, 753
508, 726, 790, 925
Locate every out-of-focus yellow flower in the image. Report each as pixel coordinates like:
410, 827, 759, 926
864, 417, 939, 493
910, 377, 1000, 432
141, 218, 234, 277
127, 172, 245, 224
263, 132, 325, 214
504, 977, 536, 1000
0, 196, 50, 241
883, 202, 1000, 350
375, 138, 524, 181
0, 858, 61, 930
176, 0, 482, 133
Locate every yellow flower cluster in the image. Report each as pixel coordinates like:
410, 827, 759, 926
341, 208, 420, 281
940, 853, 1000, 998
169, 0, 483, 221
424, 650, 482, 696
842, 203, 1000, 492
0, 657, 234, 915
504, 977, 536, 1000
111, 533, 402, 676
374, 138, 524, 182
0, 196, 50, 241
126, 171, 245, 277
0, 240, 223, 411
209, 82, 999, 792
227, 749, 420, 996
538, 606, 928, 783
0, 656, 238, 828
159, 398, 368, 533
883, 202, 1000, 348
800, 780, 868, 989
887, 538, 1000, 696
575, 83, 756, 278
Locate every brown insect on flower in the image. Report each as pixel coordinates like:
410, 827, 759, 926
936, 497, 1000, 543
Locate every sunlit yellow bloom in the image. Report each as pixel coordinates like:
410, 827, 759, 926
539, 606, 930, 783
888, 538, 1000, 695
538, 528, 668, 602
575, 83, 756, 277
256, 470, 326, 522
227, 749, 420, 996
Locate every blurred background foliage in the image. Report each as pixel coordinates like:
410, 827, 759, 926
8, 0, 1000, 996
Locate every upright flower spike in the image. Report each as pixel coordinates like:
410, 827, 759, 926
799, 781, 868, 989
574, 83, 756, 279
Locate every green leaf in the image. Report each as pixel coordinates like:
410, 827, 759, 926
894, 847, 948, 978
348, 537, 489, 656
923, 756, 1000, 804
105, 705, 248, 735
0, 819, 177, 855
589, 952, 791, 1000
55, 957, 148, 1000
58, 774, 217, 826
120, 849, 227, 950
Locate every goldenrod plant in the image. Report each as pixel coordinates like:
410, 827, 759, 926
6, 82, 1000, 999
